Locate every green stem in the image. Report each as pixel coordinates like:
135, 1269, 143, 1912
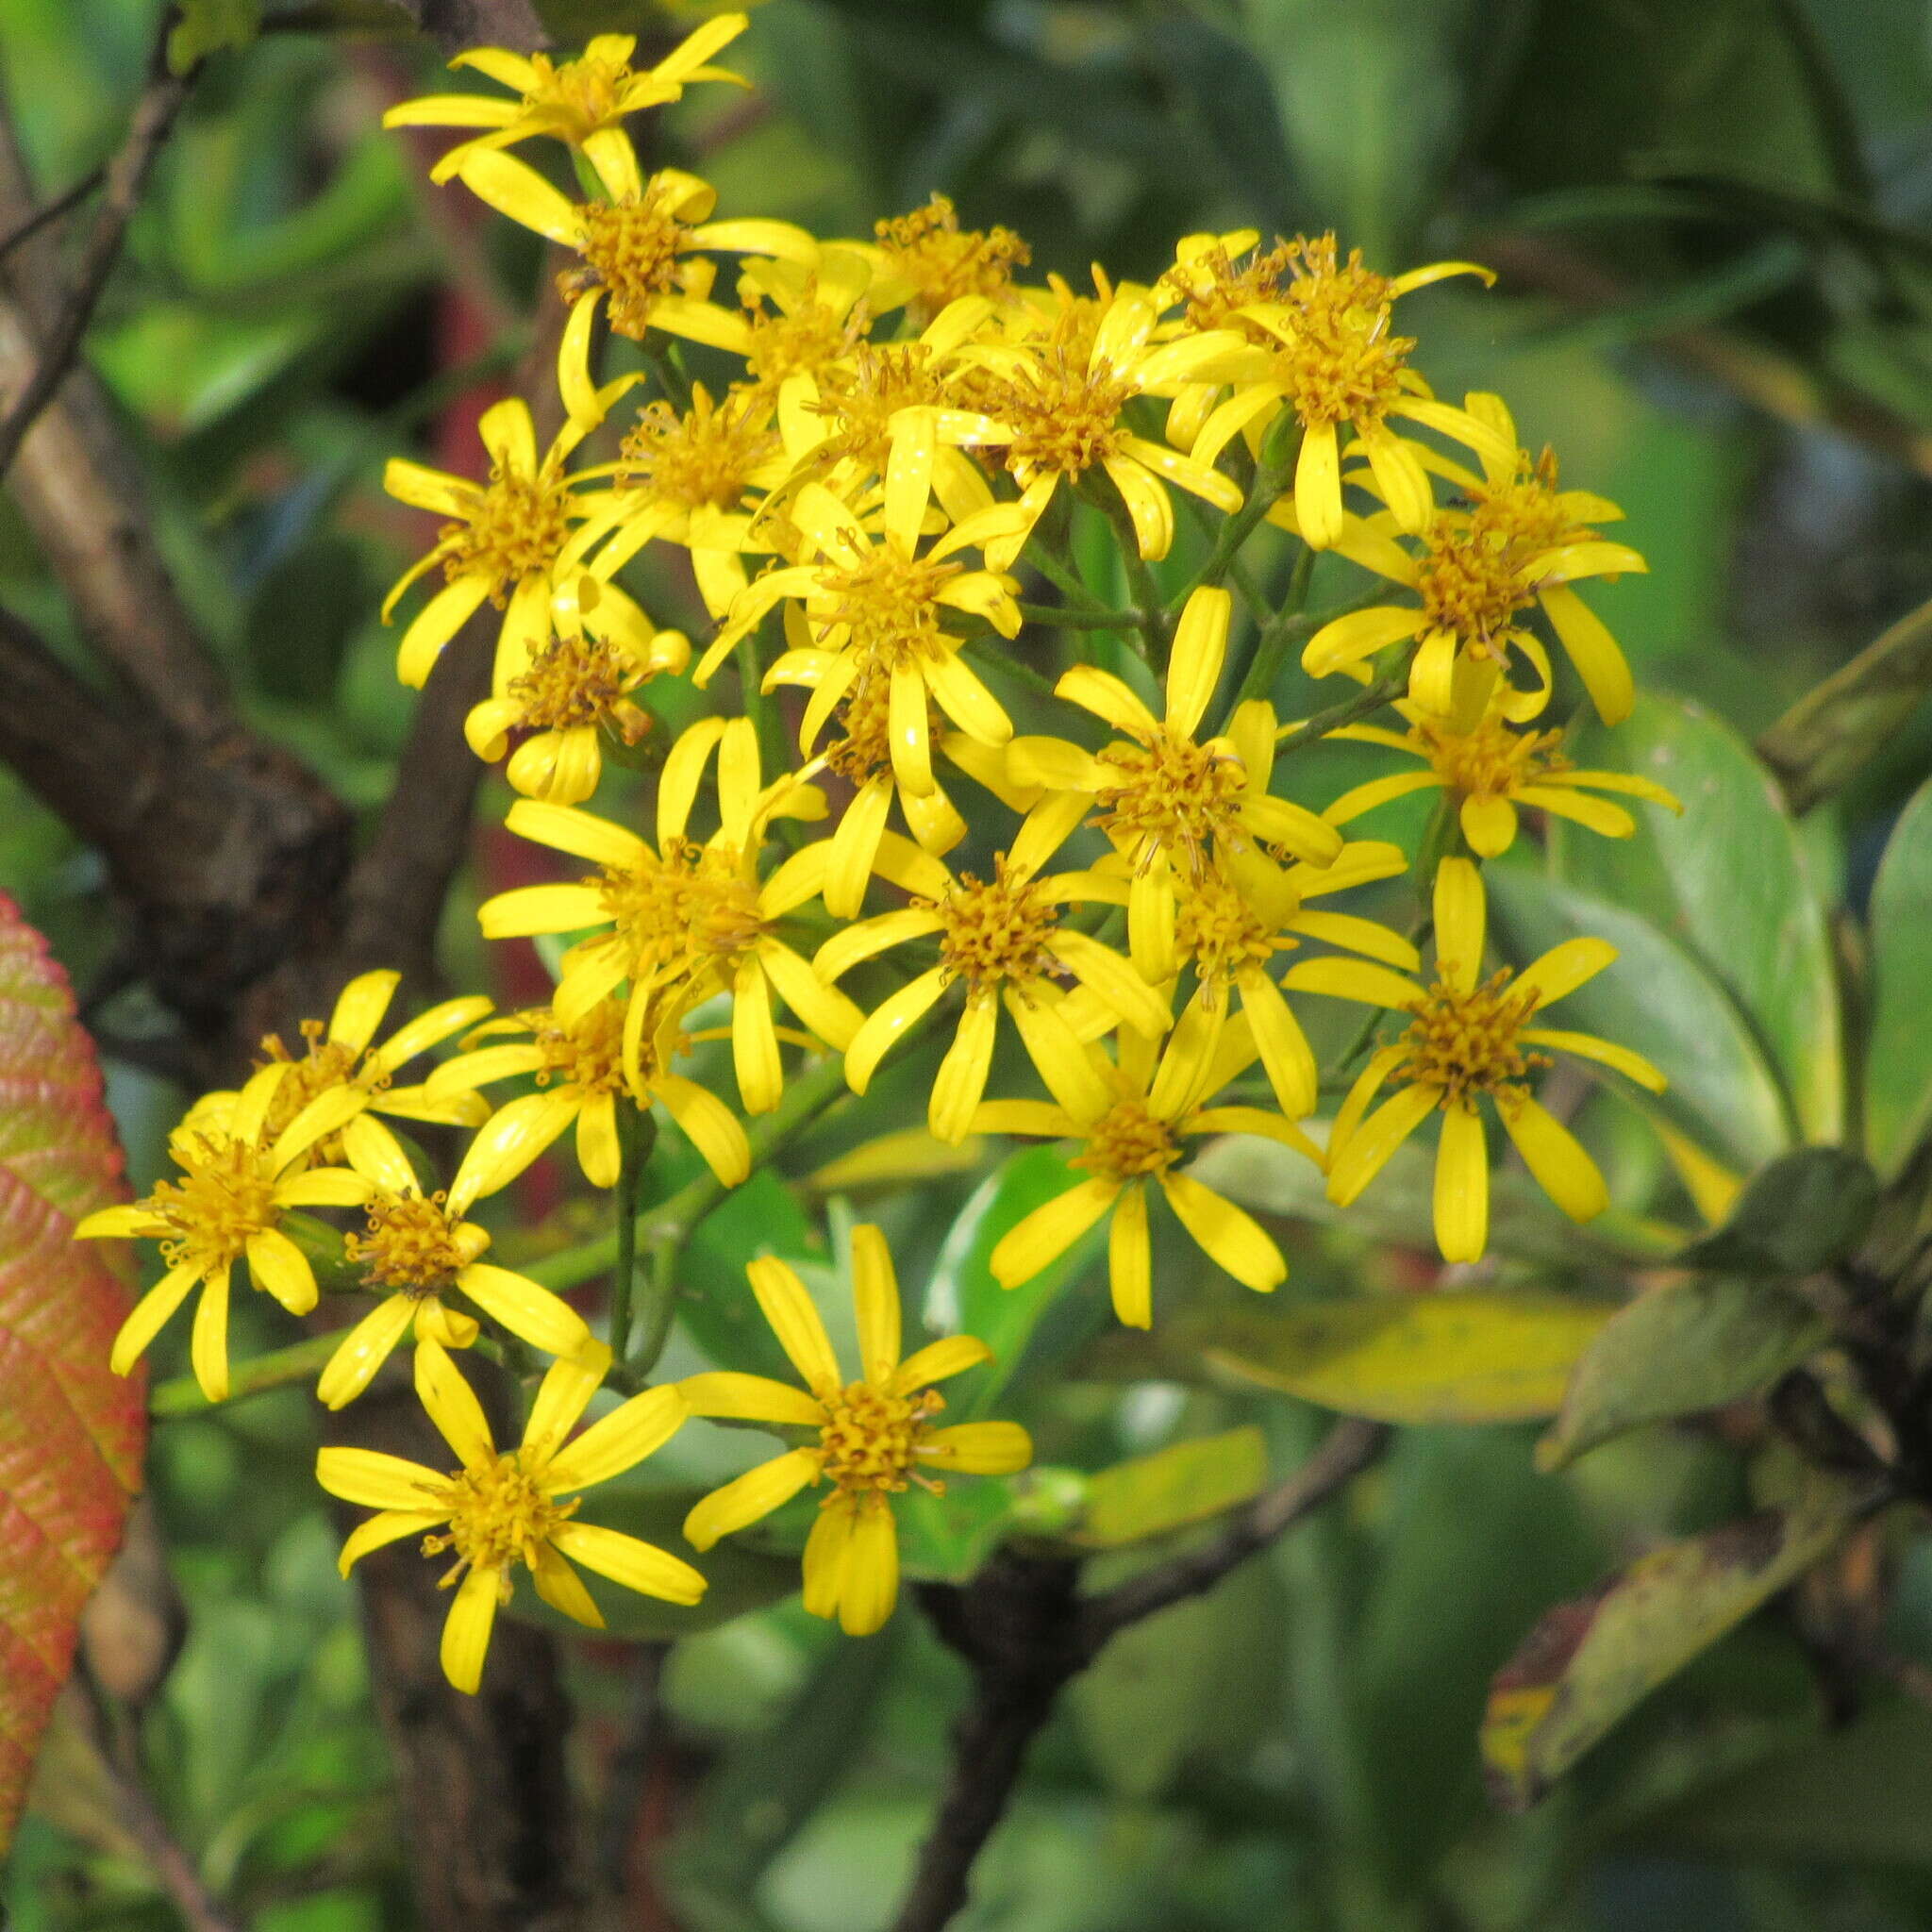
1274, 672, 1407, 760
1014, 601, 1142, 631
1024, 539, 1109, 613
1183, 418, 1300, 607
608, 1102, 652, 1359
150, 1333, 341, 1420
964, 640, 1061, 702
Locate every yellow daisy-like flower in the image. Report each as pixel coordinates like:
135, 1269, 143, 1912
1317, 696, 1681, 857
463, 576, 690, 806
319, 1340, 704, 1693
75, 1063, 374, 1401
1300, 404, 1647, 724
935, 286, 1250, 564
562, 384, 788, 621
814, 792, 1172, 1143
382, 397, 624, 693
477, 717, 855, 1115
696, 468, 1026, 809
425, 990, 750, 1197
382, 14, 751, 185
735, 249, 878, 399
453, 141, 816, 423
1007, 585, 1341, 981
980, 1019, 1319, 1326
678, 1225, 1031, 1636
315, 1146, 593, 1410
1177, 234, 1504, 552
1287, 858, 1665, 1262
864, 193, 1030, 325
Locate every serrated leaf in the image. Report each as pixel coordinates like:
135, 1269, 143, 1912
1866, 772, 1932, 1178
1550, 691, 1843, 1144
1071, 1427, 1268, 1549
1488, 867, 1792, 1171
1537, 1277, 1829, 1471
1674, 1146, 1878, 1276
1192, 1291, 1611, 1424
0, 898, 146, 1853
1480, 1474, 1871, 1808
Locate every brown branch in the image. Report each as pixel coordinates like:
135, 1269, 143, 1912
891, 1418, 1389, 1932
0, 160, 104, 263
0, 54, 193, 480
386, 0, 551, 55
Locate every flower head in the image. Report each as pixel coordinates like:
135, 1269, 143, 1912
867, 192, 1030, 325
319, 1341, 704, 1691
677, 1225, 1030, 1634
1286, 858, 1665, 1261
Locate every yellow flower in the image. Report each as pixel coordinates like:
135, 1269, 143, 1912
1287, 858, 1664, 1262
451, 141, 816, 422
463, 576, 690, 805
865, 192, 1030, 325
1007, 585, 1341, 980
678, 1225, 1030, 1635
697, 471, 1026, 811
382, 398, 623, 692
319, 1341, 704, 1693
813, 792, 1172, 1143
980, 1020, 1319, 1326
935, 285, 1250, 564
477, 717, 856, 1115
562, 384, 788, 621
1317, 697, 1680, 856
425, 991, 750, 1197
315, 1154, 594, 1409
736, 250, 879, 398
1300, 406, 1646, 724
383, 14, 751, 185
1165, 839, 1416, 1119
75, 1063, 372, 1401
1174, 234, 1505, 552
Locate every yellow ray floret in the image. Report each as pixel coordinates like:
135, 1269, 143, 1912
678, 1225, 1030, 1635
318, 1341, 704, 1692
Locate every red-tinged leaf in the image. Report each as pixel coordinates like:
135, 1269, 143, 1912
0, 895, 145, 1853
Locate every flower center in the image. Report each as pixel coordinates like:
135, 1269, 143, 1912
1260, 234, 1410, 431
146, 1136, 278, 1273
1413, 524, 1536, 656
1415, 715, 1568, 803
1393, 970, 1551, 1109
926, 859, 1061, 990
991, 335, 1134, 479
345, 1191, 467, 1297
810, 340, 954, 479
507, 632, 642, 735
255, 1023, 375, 1143
1072, 1098, 1181, 1181
823, 674, 900, 785
442, 468, 575, 602
819, 547, 962, 666
596, 838, 766, 989
618, 391, 777, 514
874, 193, 1029, 319
1174, 863, 1291, 979
519, 52, 631, 136
529, 998, 627, 1095
572, 186, 690, 339
741, 285, 867, 393
817, 1381, 944, 1495
425, 1453, 578, 1588
1166, 239, 1296, 337
1093, 729, 1247, 859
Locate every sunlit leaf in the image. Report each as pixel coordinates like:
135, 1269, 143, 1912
1866, 772, 1932, 1178
1071, 1427, 1268, 1549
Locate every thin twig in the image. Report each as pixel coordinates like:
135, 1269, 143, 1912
890, 1417, 1388, 1932
0, 161, 104, 264
0, 58, 193, 480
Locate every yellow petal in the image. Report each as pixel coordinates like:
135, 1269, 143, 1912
1537, 584, 1633, 726
1239, 970, 1319, 1118
109, 1263, 198, 1376
844, 967, 947, 1096
458, 1262, 591, 1358
1499, 1096, 1609, 1224
1327, 1084, 1439, 1206
551, 1523, 708, 1605
652, 1074, 752, 1188
850, 1224, 902, 1386
683, 1447, 822, 1551
316, 1446, 446, 1511
1434, 1102, 1489, 1263
531, 1545, 605, 1629
917, 1422, 1033, 1475
1513, 937, 1617, 1009
1519, 1026, 1666, 1093
575, 1090, 623, 1190
1280, 957, 1420, 1008
1433, 857, 1485, 995
891, 1336, 993, 1393
396, 576, 491, 688
678, 1373, 824, 1426
838, 1501, 900, 1635
749, 1256, 842, 1394
1108, 1182, 1153, 1327
1458, 792, 1519, 855
1165, 586, 1231, 736
1323, 768, 1439, 825
414, 1337, 496, 1468
731, 958, 783, 1117
931, 994, 999, 1145
801, 1496, 856, 1621
991, 1175, 1119, 1288
521, 1345, 611, 1464
1159, 1172, 1284, 1291
191, 1266, 230, 1403
245, 1227, 318, 1315
447, 1090, 578, 1210
476, 881, 609, 941
327, 971, 401, 1055
441, 1566, 501, 1695
458, 149, 581, 245
543, 1385, 686, 1492
337, 1508, 446, 1577
1294, 420, 1342, 550
1007, 991, 1112, 1122
317, 1294, 418, 1410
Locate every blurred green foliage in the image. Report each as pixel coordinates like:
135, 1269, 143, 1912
6, 0, 1932, 1928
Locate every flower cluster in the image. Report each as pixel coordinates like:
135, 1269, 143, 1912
79, 11, 1683, 1690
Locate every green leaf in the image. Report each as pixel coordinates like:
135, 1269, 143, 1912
1866, 772, 1932, 1176
1488, 867, 1792, 1171
1479, 1474, 1872, 1808
1674, 1146, 1878, 1276
0, 898, 147, 1854
1071, 1427, 1268, 1549
923, 1146, 1106, 1421
1191, 1291, 1612, 1424
893, 1476, 1022, 1584
677, 1170, 824, 1387
167, 0, 260, 74
1550, 691, 1844, 1144
1537, 1277, 1829, 1472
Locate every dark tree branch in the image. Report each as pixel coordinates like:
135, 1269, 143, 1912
891, 1418, 1389, 1932
0, 160, 104, 264
387, 0, 551, 55
0, 52, 192, 480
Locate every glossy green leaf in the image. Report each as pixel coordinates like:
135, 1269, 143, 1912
1674, 1147, 1878, 1276
1537, 1278, 1829, 1472
1488, 868, 1792, 1171
1551, 691, 1843, 1143
894, 1476, 1023, 1584
1480, 1474, 1871, 1808
1071, 1427, 1268, 1549
923, 1146, 1106, 1421
1866, 772, 1932, 1177
1193, 1291, 1612, 1424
